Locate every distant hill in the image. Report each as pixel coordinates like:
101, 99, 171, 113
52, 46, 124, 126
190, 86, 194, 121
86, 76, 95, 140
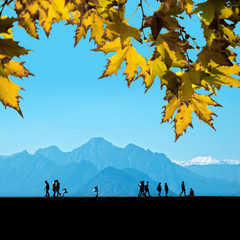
0, 137, 240, 196
0, 151, 98, 196
75, 167, 177, 196
186, 164, 240, 184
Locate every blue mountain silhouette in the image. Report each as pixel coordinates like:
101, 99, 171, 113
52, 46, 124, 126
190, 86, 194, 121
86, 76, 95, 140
0, 137, 239, 196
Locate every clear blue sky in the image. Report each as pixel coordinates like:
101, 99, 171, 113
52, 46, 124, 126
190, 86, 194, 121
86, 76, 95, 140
0, 1, 240, 161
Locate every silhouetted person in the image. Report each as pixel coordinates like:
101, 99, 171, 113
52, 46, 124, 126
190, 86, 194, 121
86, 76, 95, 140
56, 180, 61, 197
62, 188, 68, 198
52, 180, 56, 197
144, 181, 151, 197
44, 180, 49, 197
157, 182, 161, 196
164, 182, 169, 197
189, 188, 194, 196
138, 181, 144, 196
180, 181, 186, 196
93, 186, 98, 197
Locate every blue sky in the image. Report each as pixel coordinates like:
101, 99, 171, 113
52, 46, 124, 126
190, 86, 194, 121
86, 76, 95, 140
0, 1, 240, 162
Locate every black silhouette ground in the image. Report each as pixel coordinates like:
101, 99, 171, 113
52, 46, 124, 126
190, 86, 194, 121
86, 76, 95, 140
2, 196, 239, 215
3, 196, 239, 235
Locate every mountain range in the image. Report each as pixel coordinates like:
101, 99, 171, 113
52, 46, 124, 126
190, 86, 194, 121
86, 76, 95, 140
173, 156, 240, 166
0, 137, 240, 196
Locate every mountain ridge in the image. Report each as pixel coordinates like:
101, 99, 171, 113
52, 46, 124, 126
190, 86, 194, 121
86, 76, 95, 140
173, 156, 240, 167
0, 137, 240, 196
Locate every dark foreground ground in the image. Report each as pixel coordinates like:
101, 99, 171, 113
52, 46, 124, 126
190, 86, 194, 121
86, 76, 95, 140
2, 196, 240, 215
2, 196, 239, 234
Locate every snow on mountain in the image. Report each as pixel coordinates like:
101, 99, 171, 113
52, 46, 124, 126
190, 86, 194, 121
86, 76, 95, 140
173, 156, 240, 167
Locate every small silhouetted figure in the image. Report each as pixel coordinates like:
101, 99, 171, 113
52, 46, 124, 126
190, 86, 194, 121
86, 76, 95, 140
189, 188, 194, 196
62, 188, 68, 198
144, 181, 151, 197
138, 181, 145, 196
44, 180, 49, 197
164, 182, 169, 197
180, 181, 186, 196
52, 180, 56, 197
56, 180, 61, 197
93, 186, 98, 197
157, 182, 162, 196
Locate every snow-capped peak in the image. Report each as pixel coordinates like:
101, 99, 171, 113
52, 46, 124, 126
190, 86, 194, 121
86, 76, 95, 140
172, 156, 240, 167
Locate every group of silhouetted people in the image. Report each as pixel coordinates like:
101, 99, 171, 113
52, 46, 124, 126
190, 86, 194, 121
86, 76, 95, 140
138, 181, 151, 196
138, 180, 194, 197
156, 182, 169, 196
179, 181, 194, 196
44, 180, 61, 197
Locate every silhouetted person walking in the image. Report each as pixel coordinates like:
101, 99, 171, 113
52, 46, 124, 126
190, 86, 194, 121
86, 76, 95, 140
44, 180, 49, 197
180, 181, 186, 196
164, 182, 169, 197
157, 182, 161, 196
52, 180, 56, 197
138, 181, 144, 197
56, 180, 61, 197
144, 181, 151, 197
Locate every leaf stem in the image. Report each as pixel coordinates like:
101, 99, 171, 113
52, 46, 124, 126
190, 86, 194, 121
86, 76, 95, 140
125, 4, 140, 23
144, 0, 155, 12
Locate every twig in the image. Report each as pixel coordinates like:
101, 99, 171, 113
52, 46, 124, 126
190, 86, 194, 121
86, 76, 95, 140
180, 30, 191, 64
139, 0, 152, 54
0, 0, 9, 17
139, 0, 147, 40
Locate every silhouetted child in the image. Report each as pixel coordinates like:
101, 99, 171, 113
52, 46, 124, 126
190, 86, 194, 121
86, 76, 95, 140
189, 188, 194, 196
157, 182, 161, 196
44, 180, 49, 197
164, 182, 169, 196
144, 181, 151, 197
93, 186, 98, 197
180, 181, 186, 196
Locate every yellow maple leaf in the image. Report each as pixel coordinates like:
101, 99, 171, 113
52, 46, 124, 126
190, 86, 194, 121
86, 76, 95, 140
92, 38, 122, 54
99, 43, 130, 79
39, 0, 72, 37
173, 103, 193, 142
106, 13, 142, 44
179, 0, 194, 16
162, 91, 221, 141
0, 17, 16, 35
178, 71, 194, 102
74, 24, 87, 47
0, 60, 33, 79
139, 56, 167, 92
123, 45, 146, 86
209, 62, 240, 88
15, 0, 40, 38
178, 70, 205, 102
0, 17, 32, 116
98, 38, 146, 85
88, 12, 106, 46
162, 94, 181, 123
192, 93, 222, 130
0, 76, 23, 117
155, 32, 191, 69
74, 8, 113, 47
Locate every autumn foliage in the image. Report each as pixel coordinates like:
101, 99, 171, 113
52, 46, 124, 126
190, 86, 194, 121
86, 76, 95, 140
1, 0, 240, 141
